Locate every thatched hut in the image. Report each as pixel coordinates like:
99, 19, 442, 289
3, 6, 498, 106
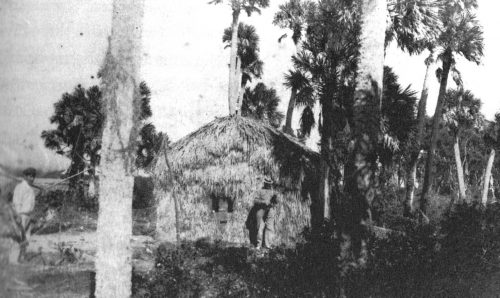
152, 116, 322, 245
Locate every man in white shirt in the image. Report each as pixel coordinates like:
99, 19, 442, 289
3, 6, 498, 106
12, 167, 37, 262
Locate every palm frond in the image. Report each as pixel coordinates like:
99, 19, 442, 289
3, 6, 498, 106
242, 83, 284, 128
295, 86, 315, 108
386, 0, 443, 54
438, 8, 484, 64
299, 105, 315, 137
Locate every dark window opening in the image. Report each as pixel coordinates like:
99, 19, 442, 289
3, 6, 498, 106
211, 194, 234, 213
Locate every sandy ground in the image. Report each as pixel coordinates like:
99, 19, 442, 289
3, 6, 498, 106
0, 231, 156, 297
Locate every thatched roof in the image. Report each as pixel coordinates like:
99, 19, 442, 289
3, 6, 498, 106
152, 116, 321, 196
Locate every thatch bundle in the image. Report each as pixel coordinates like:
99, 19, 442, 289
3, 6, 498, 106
152, 116, 322, 245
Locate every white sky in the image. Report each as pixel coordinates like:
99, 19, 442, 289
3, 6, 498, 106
0, 0, 498, 172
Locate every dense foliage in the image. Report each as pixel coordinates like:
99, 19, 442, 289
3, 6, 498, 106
41, 83, 168, 200
132, 202, 500, 297
241, 83, 284, 128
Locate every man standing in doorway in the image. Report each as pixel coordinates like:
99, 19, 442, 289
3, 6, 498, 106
246, 177, 274, 249
12, 167, 37, 262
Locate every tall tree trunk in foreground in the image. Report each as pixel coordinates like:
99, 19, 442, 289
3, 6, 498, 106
284, 88, 297, 135
420, 48, 452, 215
453, 136, 467, 202
228, 7, 241, 115
95, 1, 144, 297
482, 149, 495, 206
404, 50, 435, 216
343, 0, 386, 266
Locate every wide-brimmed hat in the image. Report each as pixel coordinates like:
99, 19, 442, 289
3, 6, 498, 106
263, 177, 273, 188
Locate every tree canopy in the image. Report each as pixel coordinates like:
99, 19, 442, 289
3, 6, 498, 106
41, 82, 167, 192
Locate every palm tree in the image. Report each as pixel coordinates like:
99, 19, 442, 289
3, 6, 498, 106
210, 0, 270, 115
41, 85, 103, 201
381, 0, 443, 216
273, 0, 316, 135
420, 2, 484, 214
289, 50, 321, 139
95, 0, 144, 296
282, 69, 313, 135
404, 50, 438, 216
273, 0, 315, 49
386, 0, 441, 55
241, 82, 284, 128
443, 89, 483, 202
390, 0, 442, 216
379, 66, 418, 185
223, 23, 263, 115
482, 114, 500, 205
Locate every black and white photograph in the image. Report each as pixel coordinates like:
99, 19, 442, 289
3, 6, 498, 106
1, 0, 500, 297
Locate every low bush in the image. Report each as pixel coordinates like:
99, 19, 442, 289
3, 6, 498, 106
439, 202, 500, 277
349, 222, 438, 297
138, 224, 341, 297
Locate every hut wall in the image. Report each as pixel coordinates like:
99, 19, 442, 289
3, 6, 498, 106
155, 189, 176, 241
155, 165, 312, 245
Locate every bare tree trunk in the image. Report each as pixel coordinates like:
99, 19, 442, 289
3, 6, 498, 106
420, 48, 452, 215
319, 159, 331, 220
454, 136, 467, 202
404, 50, 435, 216
343, 0, 386, 272
95, 1, 144, 297
162, 146, 181, 244
482, 149, 495, 206
490, 175, 496, 202
283, 38, 303, 135
235, 57, 244, 114
284, 88, 297, 135
228, 7, 240, 115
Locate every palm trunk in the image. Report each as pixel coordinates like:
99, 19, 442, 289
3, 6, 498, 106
343, 0, 386, 271
228, 8, 240, 115
482, 149, 495, 206
404, 50, 435, 216
235, 57, 244, 114
491, 176, 496, 201
95, 1, 144, 297
453, 136, 467, 202
284, 87, 297, 135
283, 39, 303, 135
319, 159, 331, 220
420, 48, 452, 215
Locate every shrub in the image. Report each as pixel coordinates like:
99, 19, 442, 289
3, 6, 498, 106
439, 202, 500, 277
142, 223, 341, 297
37, 189, 69, 210
348, 223, 438, 297
139, 204, 500, 297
